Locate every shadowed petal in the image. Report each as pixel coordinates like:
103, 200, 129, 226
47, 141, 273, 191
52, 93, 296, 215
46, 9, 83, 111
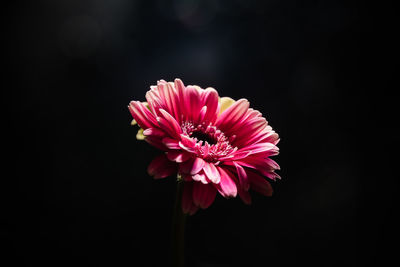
192, 182, 217, 209
145, 136, 168, 151
234, 162, 250, 191
238, 186, 252, 205
147, 154, 177, 179
248, 170, 273, 197
182, 182, 199, 215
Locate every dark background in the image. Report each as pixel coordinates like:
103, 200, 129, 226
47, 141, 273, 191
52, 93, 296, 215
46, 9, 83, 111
2, 0, 396, 266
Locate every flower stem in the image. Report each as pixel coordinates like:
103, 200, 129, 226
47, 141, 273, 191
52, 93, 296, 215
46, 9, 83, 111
171, 181, 186, 267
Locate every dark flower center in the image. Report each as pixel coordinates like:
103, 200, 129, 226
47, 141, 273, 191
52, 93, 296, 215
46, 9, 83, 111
191, 131, 217, 145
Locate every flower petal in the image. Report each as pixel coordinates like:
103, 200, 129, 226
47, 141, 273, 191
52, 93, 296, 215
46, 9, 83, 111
233, 162, 250, 191
128, 101, 157, 129
192, 182, 217, 209
192, 171, 208, 184
147, 154, 177, 179
215, 99, 249, 130
203, 162, 221, 184
156, 81, 181, 123
190, 157, 206, 175
215, 167, 237, 198
182, 182, 199, 215
247, 170, 273, 197
145, 136, 168, 151
179, 134, 196, 153
179, 157, 205, 175
237, 142, 279, 155
198, 106, 207, 122
174, 78, 188, 121
238, 186, 252, 205
186, 86, 203, 122
143, 127, 165, 138
203, 88, 219, 123
159, 109, 182, 137
167, 151, 191, 163
162, 137, 181, 149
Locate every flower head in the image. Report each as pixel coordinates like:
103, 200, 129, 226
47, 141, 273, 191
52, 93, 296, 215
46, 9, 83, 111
129, 79, 280, 215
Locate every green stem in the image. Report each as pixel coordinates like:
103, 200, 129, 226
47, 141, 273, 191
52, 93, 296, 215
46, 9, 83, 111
171, 181, 186, 267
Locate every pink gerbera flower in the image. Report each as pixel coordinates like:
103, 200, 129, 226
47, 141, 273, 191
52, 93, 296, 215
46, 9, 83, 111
129, 79, 280, 215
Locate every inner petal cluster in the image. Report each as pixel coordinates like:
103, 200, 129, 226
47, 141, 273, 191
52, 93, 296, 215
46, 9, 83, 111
181, 121, 236, 163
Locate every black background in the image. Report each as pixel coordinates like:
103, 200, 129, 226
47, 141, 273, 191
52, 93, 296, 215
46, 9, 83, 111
2, 0, 396, 266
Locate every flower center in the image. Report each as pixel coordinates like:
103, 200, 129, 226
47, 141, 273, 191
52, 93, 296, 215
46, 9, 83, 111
181, 121, 237, 162
190, 131, 217, 145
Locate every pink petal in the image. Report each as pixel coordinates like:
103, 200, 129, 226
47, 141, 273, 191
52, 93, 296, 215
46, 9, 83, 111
143, 128, 165, 137
202, 88, 219, 123
202, 142, 210, 158
237, 142, 279, 155
233, 162, 250, 191
166, 151, 191, 163
215, 99, 249, 130
145, 136, 168, 151
174, 78, 187, 120
203, 162, 221, 184
232, 118, 268, 147
264, 158, 280, 170
219, 150, 252, 161
190, 157, 206, 175
247, 170, 273, 197
264, 171, 281, 181
147, 154, 177, 179
192, 172, 208, 184
186, 86, 202, 122
238, 127, 279, 148
257, 131, 280, 145
232, 156, 280, 179
181, 182, 198, 215
238, 186, 252, 205
224, 109, 263, 136
145, 90, 162, 117
178, 134, 196, 153
198, 106, 207, 122
192, 182, 217, 209
128, 101, 156, 129
178, 157, 205, 175
162, 137, 181, 149
215, 167, 237, 198
156, 81, 181, 123
157, 109, 182, 140
159, 109, 182, 135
